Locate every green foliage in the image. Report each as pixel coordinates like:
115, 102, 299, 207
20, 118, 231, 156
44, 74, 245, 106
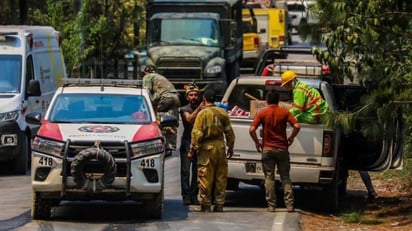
29, 0, 146, 79
313, 0, 412, 151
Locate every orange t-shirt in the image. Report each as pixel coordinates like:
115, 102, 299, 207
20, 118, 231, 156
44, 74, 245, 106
251, 104, 298, 150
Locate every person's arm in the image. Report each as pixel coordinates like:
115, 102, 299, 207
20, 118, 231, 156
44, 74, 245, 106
188, 112, 203, 159
287, 114, 301, 146
224, 117, 236, 159
290, 88, 306, 118
249, 113, 263, 153
249, 124, 262, 153
182, 104, 203, 124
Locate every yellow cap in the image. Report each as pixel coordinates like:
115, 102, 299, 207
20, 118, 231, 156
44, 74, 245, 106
281, 70, 297, 87
184, 82, 200, 94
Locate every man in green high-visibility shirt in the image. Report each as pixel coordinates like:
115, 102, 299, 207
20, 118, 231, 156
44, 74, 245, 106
280, 70, 329, 124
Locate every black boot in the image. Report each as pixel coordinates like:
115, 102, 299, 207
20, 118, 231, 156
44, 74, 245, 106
213, 205, 224, 212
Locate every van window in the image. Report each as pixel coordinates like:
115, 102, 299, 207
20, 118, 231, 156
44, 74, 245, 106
25, 55, 35, 95
0, 55, 22, 93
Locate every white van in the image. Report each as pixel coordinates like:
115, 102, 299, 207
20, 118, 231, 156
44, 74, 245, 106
0, 26, 66, 174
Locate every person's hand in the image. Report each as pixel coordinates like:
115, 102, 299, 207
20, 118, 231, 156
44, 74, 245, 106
188, 150, 196, 160
287, 137, 295, 146
255, 142, 262, 153
226, 148, 234, 159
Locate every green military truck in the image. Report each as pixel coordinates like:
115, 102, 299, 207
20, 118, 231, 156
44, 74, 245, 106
145, 0, 243, 97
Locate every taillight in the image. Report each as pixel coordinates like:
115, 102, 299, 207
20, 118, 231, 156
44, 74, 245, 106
253, 37, 259, 48
265, 79, 282, 86
322, 65, 331, 75
279, 35, 285, 42
322, 131, 333, 157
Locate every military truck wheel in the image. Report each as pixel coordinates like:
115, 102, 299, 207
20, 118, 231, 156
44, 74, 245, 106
13, 134, 29, 174
31, 191, 59, 220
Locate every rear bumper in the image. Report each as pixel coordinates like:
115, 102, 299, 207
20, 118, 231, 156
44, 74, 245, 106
228, 159, 336, 185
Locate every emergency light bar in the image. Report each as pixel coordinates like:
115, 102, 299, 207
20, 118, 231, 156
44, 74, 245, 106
62, 78, 142, 88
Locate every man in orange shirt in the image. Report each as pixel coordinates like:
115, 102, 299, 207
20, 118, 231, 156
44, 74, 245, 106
249, 90, 300, 212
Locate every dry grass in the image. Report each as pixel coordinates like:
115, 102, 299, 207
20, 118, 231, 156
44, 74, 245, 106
301, 158, 412, 231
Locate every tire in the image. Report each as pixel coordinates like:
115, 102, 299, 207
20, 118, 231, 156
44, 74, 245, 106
31, 191, 59, 220
320, 163, 340, 213
226, 178, 239, 190
143, 190, 164, 219
143, 159, 164, 219
13, 134, 29, 174
70, 147, 116, 191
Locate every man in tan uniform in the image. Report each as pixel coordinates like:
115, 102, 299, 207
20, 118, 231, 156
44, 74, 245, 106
188, 88, 235, 213
143, 65, 180, 154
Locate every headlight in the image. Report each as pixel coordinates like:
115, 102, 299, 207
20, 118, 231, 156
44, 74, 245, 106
130, 138, 164, 156
0, 110, 19, 122
32, 136, 64, 156
206, 65, 222, 74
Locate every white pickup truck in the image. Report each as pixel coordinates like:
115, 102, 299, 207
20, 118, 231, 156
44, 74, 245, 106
222, 48, 405, 212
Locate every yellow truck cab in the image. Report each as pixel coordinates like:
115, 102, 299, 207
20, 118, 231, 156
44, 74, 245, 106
241, 6, 260, 69
253, 7, 289, 49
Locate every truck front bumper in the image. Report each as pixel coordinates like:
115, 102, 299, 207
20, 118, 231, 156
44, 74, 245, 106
31, 151, 164, 199
0, 121, 24, 161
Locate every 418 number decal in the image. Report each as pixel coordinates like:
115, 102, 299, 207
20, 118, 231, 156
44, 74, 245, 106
140, 158, 156, 168
38, 156, 53, 166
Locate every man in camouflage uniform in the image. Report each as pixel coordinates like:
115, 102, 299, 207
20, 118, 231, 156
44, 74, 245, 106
143, 65, 180, 154
188, 89, 235, 213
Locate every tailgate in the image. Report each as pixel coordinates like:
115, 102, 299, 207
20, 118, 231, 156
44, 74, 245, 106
231, 117, 325, 165
289, 123, 324, 165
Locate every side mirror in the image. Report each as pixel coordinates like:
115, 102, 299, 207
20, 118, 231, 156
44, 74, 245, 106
229, 21, 238, 45
27, 80, 41, 97
25, 112, 42, 125
159, 114, 178, 128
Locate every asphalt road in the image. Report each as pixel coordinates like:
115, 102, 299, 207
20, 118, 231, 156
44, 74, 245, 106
0, 124, 301, 231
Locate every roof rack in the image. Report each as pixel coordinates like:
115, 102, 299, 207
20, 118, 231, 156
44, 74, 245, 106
62, 78, 143, 88
272, 60, 323, 77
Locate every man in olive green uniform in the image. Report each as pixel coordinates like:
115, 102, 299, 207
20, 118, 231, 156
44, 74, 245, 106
143, 65, 180, 154
188, 89, 235, 213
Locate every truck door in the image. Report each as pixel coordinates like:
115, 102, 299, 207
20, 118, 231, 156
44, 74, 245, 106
332, 84, 404, 171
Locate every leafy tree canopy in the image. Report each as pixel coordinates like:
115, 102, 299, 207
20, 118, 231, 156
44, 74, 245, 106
308, 0, 411, 145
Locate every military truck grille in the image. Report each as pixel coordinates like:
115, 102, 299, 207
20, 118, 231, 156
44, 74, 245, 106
157, 57, 202, 79
63, 141, 129, 177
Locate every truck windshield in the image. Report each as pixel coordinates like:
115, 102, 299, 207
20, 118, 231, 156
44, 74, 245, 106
149, 18, 220, 47
0, 55, 22, 93
49, 94, 152, 124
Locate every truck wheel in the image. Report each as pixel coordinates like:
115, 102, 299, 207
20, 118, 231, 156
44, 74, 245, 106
226, 178, 239, 190
70, 147, 116, 191
31, 191, 59, 220
143, 190, 164, 219
13, 135, 29, 174
320, 164, 340, 212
